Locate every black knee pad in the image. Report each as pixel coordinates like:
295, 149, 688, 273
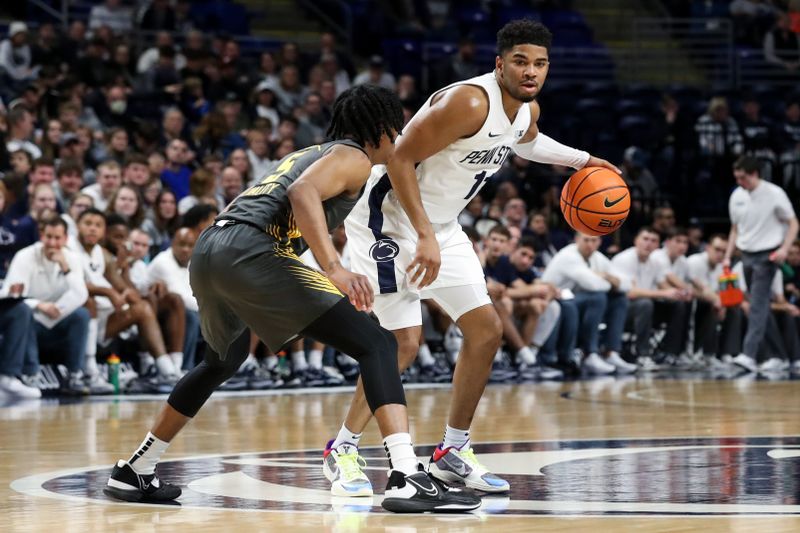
301, 299, 406, 413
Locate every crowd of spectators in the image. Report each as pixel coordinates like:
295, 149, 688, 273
0, 3, 799, 399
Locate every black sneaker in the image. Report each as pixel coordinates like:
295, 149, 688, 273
381, 465, 481, 513
103, 460, 181, 502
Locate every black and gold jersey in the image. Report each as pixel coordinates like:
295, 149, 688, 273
218, 139, 365, 256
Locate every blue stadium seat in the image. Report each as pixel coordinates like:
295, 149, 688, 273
497, 7, 541, 26
618, 115, 655, 147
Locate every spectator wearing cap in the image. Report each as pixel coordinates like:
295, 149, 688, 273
353, 55, 396, 91
89, 0, 133, 34
0, 22, 38, 92
620, 146, 660, 203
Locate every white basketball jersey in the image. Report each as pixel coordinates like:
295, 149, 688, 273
413, 72, 531, 223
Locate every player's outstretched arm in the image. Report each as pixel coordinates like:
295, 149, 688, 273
287, 145, 374, 311
388, 85, 488, 288
514, 102, 621, 173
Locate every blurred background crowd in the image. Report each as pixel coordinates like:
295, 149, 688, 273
0, 0, 799, 398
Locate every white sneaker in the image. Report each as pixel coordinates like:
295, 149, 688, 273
674, 353, 696, 369
732, 353, 757, 373
85, 372, 115, 395
0, 374, 42, 398
637, 356, 661, 372
606, 351, 637, 374
582, 353, 616, 375
758, 357, 787, 374
792, 360, 800, 373
707, 356, 732, 371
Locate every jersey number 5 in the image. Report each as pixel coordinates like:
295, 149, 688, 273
464, 171, 488, 200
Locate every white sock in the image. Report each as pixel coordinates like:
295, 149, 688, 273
291, 350, 308, 371
85, 319, 98, 376
169, 352, 184, 371
308, 349, 323, 370
155, 355, 177, 377
331, 423, 362, 452
442, 424, 470, 451
265, 355, 279, 369
128, 431, 170, 475
417, 343, 435, 367
139, 352, 155, 373
383, 432, 417, 476
532, 301, 561, 346
516, 346, 536, 366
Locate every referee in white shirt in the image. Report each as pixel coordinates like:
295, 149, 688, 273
724, 156, 799, 372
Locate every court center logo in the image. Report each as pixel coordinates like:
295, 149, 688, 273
12, 436, 800, 516
369, 239, 399, 263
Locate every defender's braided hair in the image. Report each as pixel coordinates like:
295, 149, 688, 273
327, 84, 404, 147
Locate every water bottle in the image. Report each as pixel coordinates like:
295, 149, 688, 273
107, 354, 121, 394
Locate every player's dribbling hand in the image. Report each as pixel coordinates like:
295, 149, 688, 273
408, 234, 441, 289
585, 155, 622, 175
328, 266, 374, 312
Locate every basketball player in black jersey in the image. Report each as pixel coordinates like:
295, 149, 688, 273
104, 86, 481, 513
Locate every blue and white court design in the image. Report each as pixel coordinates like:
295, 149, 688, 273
13, 436, 800, 517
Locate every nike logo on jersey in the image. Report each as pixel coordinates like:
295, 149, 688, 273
488, 132, 502, 138
604, 195, 627, 208
458, 145, 512, 166
407, 476, 439, 497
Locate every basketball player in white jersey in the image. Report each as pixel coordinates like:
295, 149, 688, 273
322, 19, 620, 496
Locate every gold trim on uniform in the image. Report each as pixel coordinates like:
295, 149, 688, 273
286, 265, 343, 296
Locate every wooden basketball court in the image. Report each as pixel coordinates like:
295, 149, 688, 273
4, 376, 800, 532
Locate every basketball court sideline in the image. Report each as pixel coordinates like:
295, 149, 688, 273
3, 375, 800, 532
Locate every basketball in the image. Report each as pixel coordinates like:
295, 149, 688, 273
560, 167, 630, 236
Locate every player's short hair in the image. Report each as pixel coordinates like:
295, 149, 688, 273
709, 233, 728, 244
664, 226, 689, 240
182, 203, 218, 229
97, 160, 121, 174
124, 153, 148, 168
41, 214, 67, 233
488, 224, 512, 239
77, 207, 106, 223
57, 158, 84, 177
497, 19, 552, 55
636, 226, 659, 238
32, 157, 55, 171
518, 236, 537, 252
733, 155, 760, 175
105, 213, 127, 228
327, 84, 404, 148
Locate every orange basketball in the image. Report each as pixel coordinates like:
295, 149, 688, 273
560, 167, 630, 236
